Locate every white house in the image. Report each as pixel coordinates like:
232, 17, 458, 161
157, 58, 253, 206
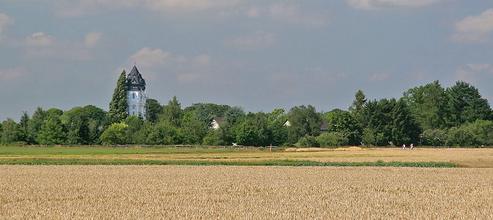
210, 117, 225, 130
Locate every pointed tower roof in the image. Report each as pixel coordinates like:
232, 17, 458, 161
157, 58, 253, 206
126, 65, 146, 91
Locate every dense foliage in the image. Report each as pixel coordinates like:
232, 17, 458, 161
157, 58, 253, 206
1, 81, 492, 147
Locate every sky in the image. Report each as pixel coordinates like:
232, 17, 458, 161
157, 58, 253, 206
1, 0, 493, 120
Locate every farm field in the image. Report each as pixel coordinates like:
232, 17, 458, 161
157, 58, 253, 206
1, 146, 493, 167
1, 166, 492, 219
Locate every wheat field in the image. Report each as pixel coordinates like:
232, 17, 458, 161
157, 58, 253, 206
1, 166, 492, 219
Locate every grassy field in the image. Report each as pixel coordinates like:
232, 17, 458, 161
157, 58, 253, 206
0, 146, 493, 167
1, 166, 492, 219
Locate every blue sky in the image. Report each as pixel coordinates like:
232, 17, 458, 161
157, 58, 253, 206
1, 0, 493, 120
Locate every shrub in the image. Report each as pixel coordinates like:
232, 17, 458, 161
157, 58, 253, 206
362, 128, 386, 146
421, 129, 447, 146
296, 135, 319, 147
202, 130, 224, 146
100, 123, 128, 145
316, 132, 349, 147
446, 127, 476, 147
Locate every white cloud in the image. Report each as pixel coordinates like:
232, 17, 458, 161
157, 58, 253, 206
226, 31, 276, 50
25, 32, 55, 47
0, 67, 27, 81
0, 13, 13, 40
247, 4, 330, 28
130, 48, 173, 69
452, 9, 493, 43
347, 0, 441, 10
57, 0, 241, 17
84, 32, 102, 47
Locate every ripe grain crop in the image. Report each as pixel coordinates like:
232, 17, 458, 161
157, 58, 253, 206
1, 166, 492, 219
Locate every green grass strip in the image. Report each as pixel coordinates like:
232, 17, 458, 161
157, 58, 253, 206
0, 158, 456, 168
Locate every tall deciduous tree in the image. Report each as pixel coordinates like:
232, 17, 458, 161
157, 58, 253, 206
287, 105, 322, 144
403, 81, 448, 130
324, 109, 361, 145
1, 119, 22, 144
37, 116, 66, 145
145, 99, 162, 123
391, 99, 421, 145
19, 112, 30, 143
349, 90, 367, 128
446, 81, 491, 127
109, 70, 128, 123
180, 111, 208, 145
236, 113, 271, 147
27, 107, 46, 144
160, 96, 182, 127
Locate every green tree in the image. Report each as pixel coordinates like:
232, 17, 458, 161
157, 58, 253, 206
349, 90, 367, 127
145, 98, 162, 123
83, 105, 109, 144
145, 121, 181, 145
27, 107, 46, 144
267, 109, 288, 146
108, 70, 128, 123
37, 116, 66, 145
362, 128, 385, 146
390, 99, 421, 146
184, 103, 232, 125
124, 116, 145, 144
180, 111, 208, 144
324, 109, 361, 145
361, 99, 395, 146
446, 81, 491, 127
61, 105, 107, 145
235, 113, 271, 146
1, 119, 22, 144
100, 123, 128, 145
403, 81, 448, 129
160, 96, 182, 127
62, 107, 89, 144
287, 105, 322, 144
19, 112, 30, 143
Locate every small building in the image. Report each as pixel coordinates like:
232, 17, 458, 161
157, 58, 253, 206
210, 117, 225, 130
283, 120, 291, 127
320, 121, 329, 132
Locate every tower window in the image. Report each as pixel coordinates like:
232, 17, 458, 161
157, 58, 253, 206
133, 93, 136, 99
132, 105, 136, 110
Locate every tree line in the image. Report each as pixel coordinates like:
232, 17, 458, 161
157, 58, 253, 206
1, 80, 492, 147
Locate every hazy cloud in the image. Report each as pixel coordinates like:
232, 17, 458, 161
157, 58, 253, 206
456, 63, 493, 83
246, 4, 330, 27
84, 32, 102, 47
452, 9, 493, 43
0, 13, 12, 40
347, 0, 441, 10
0, 67, 26, 81
56, 0, 241, 17
130, 48, 173, 69
25, 32, 55, 47
226, 31, 276, 50
23, 32, 100, 60
369, 73, 391, 82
